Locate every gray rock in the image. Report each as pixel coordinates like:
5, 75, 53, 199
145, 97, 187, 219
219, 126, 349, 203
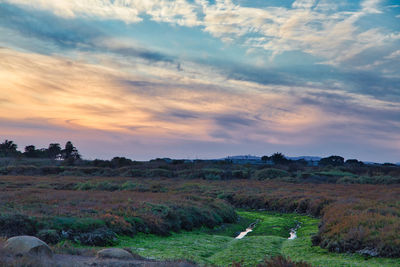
97, 248, 134, 260
5, 235, 52, 257
357, 247, 379, 257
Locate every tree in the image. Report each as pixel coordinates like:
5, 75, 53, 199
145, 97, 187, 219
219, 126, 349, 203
24, 145, 37, 158
61, 141, 81, 163
48, 143, 61, 159
261, 155, 271, 162
0, 139, 19, 157
345, 159, 364, 167
111, 157, 133, 168
319, 155, 344, 166
271, 152, 289, 165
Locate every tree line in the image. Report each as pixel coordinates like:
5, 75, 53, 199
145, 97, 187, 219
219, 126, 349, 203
261, 152, 367, 167
0, 139, 80, 162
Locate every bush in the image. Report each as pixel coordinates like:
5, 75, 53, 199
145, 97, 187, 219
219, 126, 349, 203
75, 181, 95, 190
73, 227, 117, 246
125, 217, 148, 233
359, 175, 400, 184
59, 169, 85, 176
37, 229, 61, 244
49, 217, 106, 232
336, 176, 358, 184
75, 181, 120, 191
190, 168, 226, 180
337, 175, 400, 184
120, 181, 138, 190
316, 200, 400, 257
232, 170, 251, 179
147, 168, 174, 178
95, 181, 120, 191
254, 168, 289, 180
5, 165, 40, 175
0, 214, 37, 237
119, 168, 145, 177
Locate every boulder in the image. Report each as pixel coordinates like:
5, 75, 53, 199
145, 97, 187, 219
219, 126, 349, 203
97, 248, 134, 260
4, 236, 52, 257
357, 247, 379, 257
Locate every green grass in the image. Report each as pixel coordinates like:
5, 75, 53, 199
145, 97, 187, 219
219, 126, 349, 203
237, 211, 301, 238
96, 211, 399, 267
118, 230, 232, 265
208, 236, 284, 266
203, 215, 253, 237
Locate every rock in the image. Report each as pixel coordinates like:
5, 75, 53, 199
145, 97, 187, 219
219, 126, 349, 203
5, 236, 52, 257
357, 247, 379, 257
97, 248, 134, 260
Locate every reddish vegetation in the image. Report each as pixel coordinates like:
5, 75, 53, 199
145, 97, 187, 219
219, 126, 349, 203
0, 176, 399, 257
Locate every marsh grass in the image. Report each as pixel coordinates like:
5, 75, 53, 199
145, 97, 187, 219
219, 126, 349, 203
114, 212, 399, 267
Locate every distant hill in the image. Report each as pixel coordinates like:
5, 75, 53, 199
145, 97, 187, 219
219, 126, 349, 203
224, 155, 321, 162
225, 155, 261, 160
287, 156, 321, 161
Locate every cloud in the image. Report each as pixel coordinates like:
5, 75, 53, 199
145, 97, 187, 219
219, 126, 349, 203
2, 0, 143, 23
385, 49, 400, 59
95, 37, 176, 63
0, 3, 177, 65
292, 0, 317, 9
2, 0, 399, 71
0, 1, 400, 161
201, 0, 396, 67
2, 0, 201, 25
361, 0, 383, 14
2, 47, 398, 137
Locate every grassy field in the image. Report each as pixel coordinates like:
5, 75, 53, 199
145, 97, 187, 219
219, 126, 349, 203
1, 175, 399, 261
115, 211, 400, 267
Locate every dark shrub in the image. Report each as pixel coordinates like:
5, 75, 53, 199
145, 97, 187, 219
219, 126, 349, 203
73, 227, 117, 246
75, 181, 120, 191
37, 229, 61, 244
125, 217, 148, 233
111, 157, 133, 168
192, 168, 225, 180
59, 169, 85, 176
0, 214, 37, 237
147, 168, 174, 178
7, 165, 39, 175
254, 168, 289, 180
48, 217, 106, 232
95, 181, 120, 191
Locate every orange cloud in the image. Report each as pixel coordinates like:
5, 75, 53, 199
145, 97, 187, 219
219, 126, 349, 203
1, 47, 399, 159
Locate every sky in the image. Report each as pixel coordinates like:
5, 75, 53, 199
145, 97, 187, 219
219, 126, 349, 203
0, 0, 399, 162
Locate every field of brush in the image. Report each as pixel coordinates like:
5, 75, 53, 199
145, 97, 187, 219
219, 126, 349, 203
0, 174, 399, 266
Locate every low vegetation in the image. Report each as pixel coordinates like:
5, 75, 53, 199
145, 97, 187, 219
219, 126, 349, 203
0, 141, 399, 265
0, 175, 399, 262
